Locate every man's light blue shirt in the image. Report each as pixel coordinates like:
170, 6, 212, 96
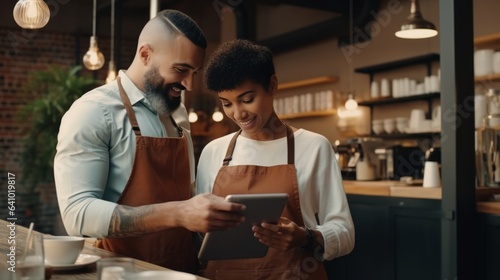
54, 71, 195, 237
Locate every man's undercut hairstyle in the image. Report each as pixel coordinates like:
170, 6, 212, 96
156, 9, 207, 49
204, 39, 275, 93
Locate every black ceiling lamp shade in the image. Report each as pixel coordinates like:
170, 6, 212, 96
395, 0, 438, 39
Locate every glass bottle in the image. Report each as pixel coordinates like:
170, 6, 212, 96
477, 88, 500, 187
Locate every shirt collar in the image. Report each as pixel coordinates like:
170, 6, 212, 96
118, 70, 151, 108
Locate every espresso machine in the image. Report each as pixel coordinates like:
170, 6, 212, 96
334, 138, 383, 180
334, 139, 360, 180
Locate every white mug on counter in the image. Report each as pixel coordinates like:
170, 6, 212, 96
356, 159, 376, 181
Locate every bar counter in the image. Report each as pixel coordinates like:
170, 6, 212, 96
0, 219, 208, 280
342, 180, 500, 215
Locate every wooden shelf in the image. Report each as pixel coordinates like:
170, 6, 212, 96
358, 92, 440, 106
279, 109, 336, 120
365, 132, 441, 139
474, 33, 500, 49
355, 53, 440, 75
474, 73, 500, 83
277, 76, 337, 91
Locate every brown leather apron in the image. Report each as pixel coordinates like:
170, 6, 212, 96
201, 126, 327, 280
94, 77, 197, 273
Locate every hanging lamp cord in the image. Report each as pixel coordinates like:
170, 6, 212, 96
349, 0, 353, 96
92, 0, 97, 37
110, 0, 115, 62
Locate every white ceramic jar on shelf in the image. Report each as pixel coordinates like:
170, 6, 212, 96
494, 51, 500, 74
474, 49, 495, 77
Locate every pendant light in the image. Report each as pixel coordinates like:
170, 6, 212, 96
212, 107, 223, 122
105, 0, 117, 83
83, 0, 105, 71
345, 94, 358, 111
188, 109, 198, 123
395, 0, 438, 39
13, 0, 50, 29
344, 0, 358, 111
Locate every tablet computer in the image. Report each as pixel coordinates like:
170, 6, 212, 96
198, 193, 288, 261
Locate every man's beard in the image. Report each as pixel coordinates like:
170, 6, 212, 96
143, 66, 184, 115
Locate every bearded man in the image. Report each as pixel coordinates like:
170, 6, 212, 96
54, 10, 244, 273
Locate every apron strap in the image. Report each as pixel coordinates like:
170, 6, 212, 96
223, 130, 242, 166
117, 76, 141, 136
222, 125, 295, 166
286, 125, 295, 165
169, 115, 184, 137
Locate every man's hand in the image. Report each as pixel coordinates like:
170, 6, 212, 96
107, 193, 245, 238
178, 193, 246, 233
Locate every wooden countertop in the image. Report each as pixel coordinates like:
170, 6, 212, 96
343, 180, 500, 215
343, 180, 441, 199
0, 219, 208, 280
476, 202, 500, 215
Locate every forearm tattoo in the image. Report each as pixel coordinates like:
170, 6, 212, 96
107, 205, 153, 238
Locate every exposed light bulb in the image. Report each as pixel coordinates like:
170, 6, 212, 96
345, 95, 358, 111
106, 61, 117, 84
188, 109, 198, 123
13, 0, 50, 29
83, 36, 105, 71
212, 107, 223, 122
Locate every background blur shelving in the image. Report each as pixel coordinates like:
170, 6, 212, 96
474, 33, 500, 82
474, 32, 500, 48
362, 131, 441, 139
276, 76, 338, 119
355, 53, 440, 81
355, 55, 441, 138
279, 109, 336, 120
358, 92, 440, 106
277, 76, 338, 90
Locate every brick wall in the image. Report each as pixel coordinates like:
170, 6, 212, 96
0, 27, 136, 234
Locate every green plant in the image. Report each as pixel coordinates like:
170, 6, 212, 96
17, 65, 97, 191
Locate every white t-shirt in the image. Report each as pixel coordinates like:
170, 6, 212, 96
196, 129, 355, 260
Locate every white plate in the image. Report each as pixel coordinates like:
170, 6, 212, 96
46, 254, 101, 271
135, 270, 197, 280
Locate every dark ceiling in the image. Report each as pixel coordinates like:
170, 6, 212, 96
91, 0, 380, 53
2, 0, 380, 54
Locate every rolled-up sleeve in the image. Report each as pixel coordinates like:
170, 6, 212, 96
54, 96, 116, 237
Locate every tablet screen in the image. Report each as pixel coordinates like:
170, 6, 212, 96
198, 193, 288, 261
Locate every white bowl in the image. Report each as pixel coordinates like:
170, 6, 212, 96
372, 120, 384, 135
43, 236, 84, 265
383, 118, 396, 134
395, 117, 409, 133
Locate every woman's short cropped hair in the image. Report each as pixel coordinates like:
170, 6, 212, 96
204, 39, 275, 92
